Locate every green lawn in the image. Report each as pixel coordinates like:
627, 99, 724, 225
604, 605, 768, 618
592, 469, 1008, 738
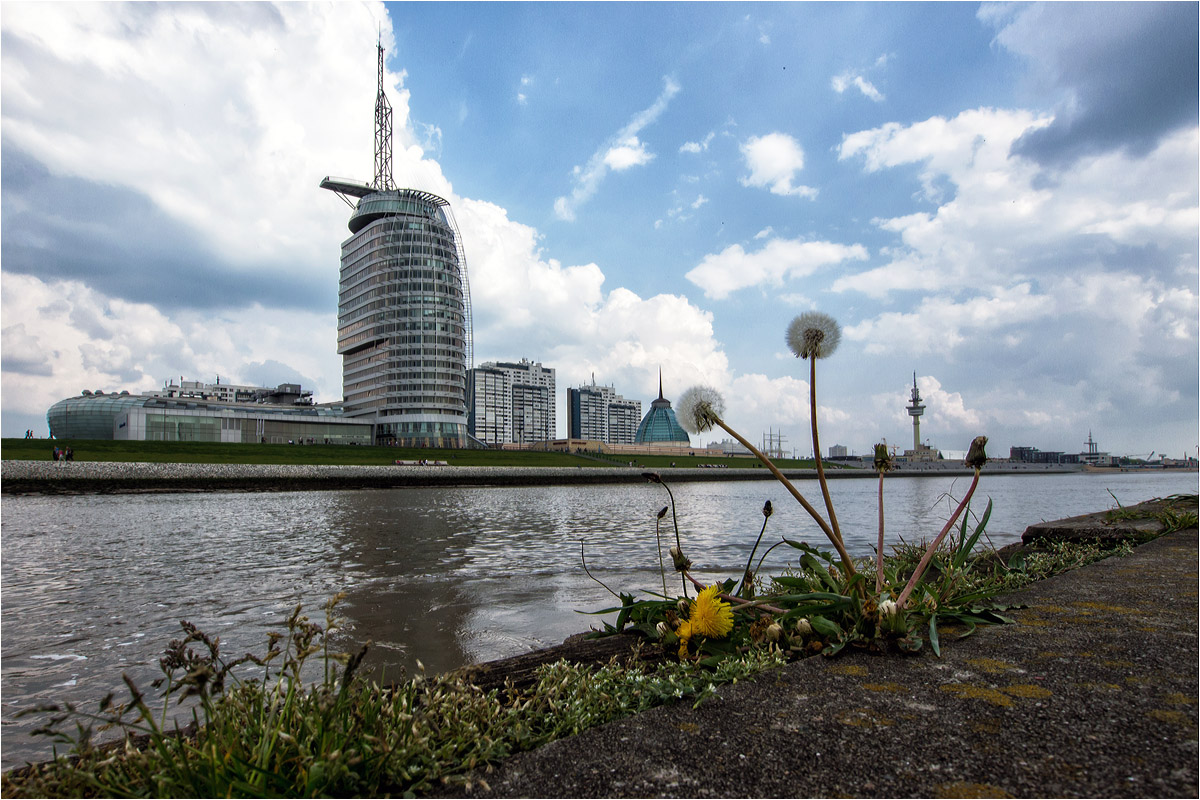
1, 438, 839, 470
0, 439, 591, 467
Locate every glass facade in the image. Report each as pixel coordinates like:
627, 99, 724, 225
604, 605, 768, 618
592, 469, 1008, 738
634, 397, 691, 444
337, 189, 473, 447
46, 394, 372, 444
47, 394, 146, 439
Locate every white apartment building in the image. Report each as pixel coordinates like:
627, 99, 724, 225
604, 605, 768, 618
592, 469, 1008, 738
567, 380, 642, 445
470, 359, 556, 445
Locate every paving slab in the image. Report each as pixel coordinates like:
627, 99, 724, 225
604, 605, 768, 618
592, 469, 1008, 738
444, 525, 1199, 799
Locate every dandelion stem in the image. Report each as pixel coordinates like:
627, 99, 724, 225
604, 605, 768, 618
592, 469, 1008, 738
808, 355, 844, 545
896, 468, 981, 609
580, 541, 621, 601
876, 470, 886, 595
725, 597, 787, 615
655, 517, 669, 598
737, 514, 772, 598
661, 479, 688, 599
711, 418, 858, 579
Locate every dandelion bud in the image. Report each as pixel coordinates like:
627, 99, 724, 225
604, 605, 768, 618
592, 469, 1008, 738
762, 500, 773, 518
677, 598, 690, 616
766, 623, 784, 642
879, 599, 898, 618
656, 621, 671, 638
643, 472, 663, 484
873, 443, 894, 473
656, 506, 669, 520
795, 618, 813, 636
965, 436, 989, 469
669, 546, 692, 572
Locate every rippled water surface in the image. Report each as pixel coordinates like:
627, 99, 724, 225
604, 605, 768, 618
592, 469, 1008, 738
2, 471, 1195, 767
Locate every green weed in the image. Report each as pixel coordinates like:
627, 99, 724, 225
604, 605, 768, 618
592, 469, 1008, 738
3, 598, 782, 798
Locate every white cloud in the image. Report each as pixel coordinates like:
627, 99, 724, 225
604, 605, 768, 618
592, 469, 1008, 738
729, 374, 809, 428
831, 105, 1196, 453
0, 273, 340, 420
845, 284, 1055, 356
686, 236, 869, 300
871, 375, 984, 441
0, 2, 394, 273
739, 133, 817, 197
831, 70, 884, 102
452, 197, 732, 430
603, 137, 653, 170
835, 109, 1197, 298
554, 77, 680, 221
680, 131, 715, 154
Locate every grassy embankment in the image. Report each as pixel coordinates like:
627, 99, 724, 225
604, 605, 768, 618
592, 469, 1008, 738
0, 438, 825, 470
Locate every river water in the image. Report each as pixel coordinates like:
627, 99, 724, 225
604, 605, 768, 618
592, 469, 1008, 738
1, 470, 1195, 767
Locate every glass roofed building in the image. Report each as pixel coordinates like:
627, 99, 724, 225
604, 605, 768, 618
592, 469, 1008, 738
634, 374, 691, 445
47, 385, 371, 444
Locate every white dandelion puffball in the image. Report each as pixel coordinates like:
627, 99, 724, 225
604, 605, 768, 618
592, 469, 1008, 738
786, 311, 841, 359
676, 385, 726, 434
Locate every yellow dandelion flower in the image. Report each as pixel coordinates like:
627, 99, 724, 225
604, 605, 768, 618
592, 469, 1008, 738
689, 585, 734, 638
676, 619, 693, 659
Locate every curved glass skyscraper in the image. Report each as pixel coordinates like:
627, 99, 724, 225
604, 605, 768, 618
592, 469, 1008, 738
321, 44, 473, 447
325, 185, 473, 446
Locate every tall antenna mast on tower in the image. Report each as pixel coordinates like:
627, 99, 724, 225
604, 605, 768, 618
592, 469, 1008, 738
373, 38, 396, 191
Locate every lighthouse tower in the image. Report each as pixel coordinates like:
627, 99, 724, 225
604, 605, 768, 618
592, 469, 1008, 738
906, 372, 925, 452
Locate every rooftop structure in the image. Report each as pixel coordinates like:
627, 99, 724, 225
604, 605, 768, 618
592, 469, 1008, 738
634, 373, 690, 445
147, 378, 312, 406
1079, 431, 1114, 466
321, 42, 473, 447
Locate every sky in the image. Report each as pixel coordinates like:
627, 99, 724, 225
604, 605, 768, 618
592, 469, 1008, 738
2, 1, 1197, 459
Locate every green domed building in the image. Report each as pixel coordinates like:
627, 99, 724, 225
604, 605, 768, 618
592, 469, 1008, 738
634, 374, 691, 444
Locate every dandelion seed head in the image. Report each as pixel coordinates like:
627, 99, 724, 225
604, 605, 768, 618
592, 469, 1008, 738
786, 311, 841, 360
676, 385, 726, 434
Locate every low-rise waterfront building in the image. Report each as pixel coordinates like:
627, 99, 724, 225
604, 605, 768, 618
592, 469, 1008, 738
46, 387, 371, 444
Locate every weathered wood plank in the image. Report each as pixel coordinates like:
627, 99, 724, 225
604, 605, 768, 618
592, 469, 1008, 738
453, 632, 662, 694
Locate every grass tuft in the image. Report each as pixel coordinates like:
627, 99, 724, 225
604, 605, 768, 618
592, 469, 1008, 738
2, 599, 782, 798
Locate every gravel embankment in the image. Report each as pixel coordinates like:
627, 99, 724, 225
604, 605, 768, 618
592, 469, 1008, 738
0, 461, 850, 494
